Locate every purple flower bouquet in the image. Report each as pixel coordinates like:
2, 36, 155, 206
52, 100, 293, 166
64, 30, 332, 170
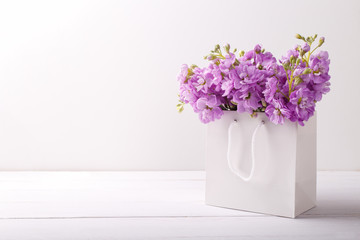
177, 34, 330, 126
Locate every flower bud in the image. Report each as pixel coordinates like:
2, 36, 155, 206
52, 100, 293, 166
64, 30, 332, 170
302, 43, 310, 53
224, 43, 230, 53
290, 55, 294, 63
294, 76, 303, 85
296, 58, 301, 66
187, 68, 193, 76
239, 50, 245, 57
302, 68, 312, 75
254, 44, 261, 54
261, 99, 267, 107
299, 49, 305, 57
177, 102, 184, 113
295, 34, 303, 39
283, 62, 290, 70
318, 37, 325, 47
214, 44, 220, 52
290, 55, 296, 65
207, 54, 216, 60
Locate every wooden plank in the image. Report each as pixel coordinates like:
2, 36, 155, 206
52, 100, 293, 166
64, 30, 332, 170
304, 171, 360, 217
0, 171, 258, 218
1, 216, 359, 240
0, 171, 360, 218
0, 171, 359, 239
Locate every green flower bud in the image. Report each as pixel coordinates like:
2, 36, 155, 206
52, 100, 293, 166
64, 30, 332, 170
302, 68, 312, 75
283, 62, 290, 70
299, 49, 305, 57
187, 68, 193, 76
261, 99, 267, 107
177, 102, 185, 113
214, 44, 220, 52
177, 105, 184, 113
296, 58, 301, 66
290, 56, 297, 65
290, 55, 294, 63
239, 50, 245, 57
207, 54, 217, 60
295, 34, 303, 39
250, 111, 258, 118
224, 43, 230, 53
294, 76, 303, 85
318, 37, 325, 47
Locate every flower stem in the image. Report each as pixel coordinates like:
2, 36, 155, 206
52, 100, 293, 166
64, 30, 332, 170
309, 45, 320, 55
306, 42, 312, 67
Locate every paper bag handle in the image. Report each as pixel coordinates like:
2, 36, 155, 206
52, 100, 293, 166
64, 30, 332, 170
227, 119, 265, 181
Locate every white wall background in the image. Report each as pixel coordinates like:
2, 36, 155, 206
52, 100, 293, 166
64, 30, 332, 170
0, 0, 359, 170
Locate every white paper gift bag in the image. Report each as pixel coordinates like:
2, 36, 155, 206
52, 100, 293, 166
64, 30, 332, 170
205, 111, 316, 218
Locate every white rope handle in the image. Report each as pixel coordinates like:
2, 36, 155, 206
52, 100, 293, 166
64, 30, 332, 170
227, 119, 265, 181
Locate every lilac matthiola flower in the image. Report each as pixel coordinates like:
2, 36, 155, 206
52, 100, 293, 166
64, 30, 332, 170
221, 78, 234, 97
241, 45, 276, 70
229, 69, 241, 89
220, 53, 236, 71
243, 49, 255, 61
209, 63, 222, 86
229, 63, 266, 113
195, 95, 223, 123
310, 51, 330, 72
232, 89, 261, 113
263, 76, 278, 103
280, 46, 299, 64
308, 51, 331, 101
265, 101, 292, 125
177, 64, 188, 83
313, 81, 331, 101
198, 107, 223, 124
177, 38, 330, 125
289, 88, 315, 125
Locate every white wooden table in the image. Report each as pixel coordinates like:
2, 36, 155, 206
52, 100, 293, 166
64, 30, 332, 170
0, 171, 359, 240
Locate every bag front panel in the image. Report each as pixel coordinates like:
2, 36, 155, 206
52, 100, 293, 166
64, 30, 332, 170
205, 111, 298, 217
